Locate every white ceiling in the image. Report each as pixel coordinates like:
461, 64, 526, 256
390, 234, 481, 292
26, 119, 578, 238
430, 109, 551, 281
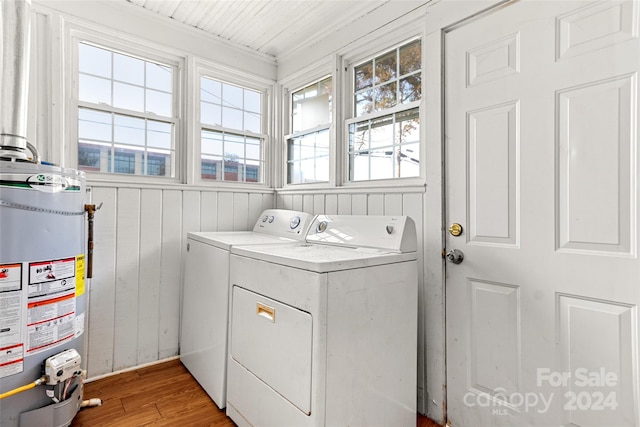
125, 0, 393, 58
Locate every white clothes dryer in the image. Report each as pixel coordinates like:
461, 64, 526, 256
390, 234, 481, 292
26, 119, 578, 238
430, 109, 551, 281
226, 215, 418, 427
180, 209, 314, 409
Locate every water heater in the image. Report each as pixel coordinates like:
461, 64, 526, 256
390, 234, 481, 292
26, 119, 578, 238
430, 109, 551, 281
0, 162, 87, 427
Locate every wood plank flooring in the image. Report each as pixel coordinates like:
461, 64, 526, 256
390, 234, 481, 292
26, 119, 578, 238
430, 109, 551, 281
71, 359, 442, 427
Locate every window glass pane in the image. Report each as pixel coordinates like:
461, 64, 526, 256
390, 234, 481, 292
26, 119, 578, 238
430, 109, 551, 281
78, 109, 112, 142
400, 74, 421, 104
292, 77, 332, 133
396, 109, 420, 144
399, 143, 420, 177
244, 111, 261, 133
355, 62, 373, 91
114, 115, 145, 146
245, 137, 261, 160
79, 44, 111, 78
375, 51, 396, 85
113, 82, 144, 112
147, 121, 172, 149
370, 116, 394, 149
201, 103, 222, 127
374, 82, 396, 111
244, 90, 261, 113
201, 78, 222, 104
369, 149, 394, 180
316, 154, 329, 182
355, 90, 373, 117
109, 148, 139, 174
78, 143, 106, 171
222, 83, 243, 108
146, 89, 172, 117
146, 152, 169, 176
201, 130, 223, 156
79, 75, 111, 105
146, 63, 172, 91
222, 107, 243, 130
223, 160, 241, 181
225, 134, 245, 160
245, 159, 260, 182
114, 53, 144, 85
399, 40, 421, 75
201, 157, 221, 180
351, 153, 369, 181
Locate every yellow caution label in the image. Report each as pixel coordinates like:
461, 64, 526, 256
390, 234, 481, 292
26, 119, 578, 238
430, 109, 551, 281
76, 254, 85, 296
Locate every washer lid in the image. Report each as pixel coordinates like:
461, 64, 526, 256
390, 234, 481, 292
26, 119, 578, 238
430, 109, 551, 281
231, 242, 416, 273
187, 231, 298, 250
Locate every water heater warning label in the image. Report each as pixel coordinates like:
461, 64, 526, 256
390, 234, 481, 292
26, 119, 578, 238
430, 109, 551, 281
28, 258, 76, 298
26, 292, 76, 355
0, 343, 24, 378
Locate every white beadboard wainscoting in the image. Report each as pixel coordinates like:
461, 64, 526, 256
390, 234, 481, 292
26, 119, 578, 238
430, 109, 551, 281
85, 184, 275, 377
84, 184, 434, 413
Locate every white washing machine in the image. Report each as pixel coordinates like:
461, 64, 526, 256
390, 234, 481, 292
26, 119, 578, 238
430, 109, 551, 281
226, 215, 418, 427
180, 209, 314, 409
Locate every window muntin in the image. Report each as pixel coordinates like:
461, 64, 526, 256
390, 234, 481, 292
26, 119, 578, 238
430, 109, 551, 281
348, 107, 419, 181
349, 39, 421, 181
77, 42, 176, 177
200, 76, 265, 183
286, 77, 332, 185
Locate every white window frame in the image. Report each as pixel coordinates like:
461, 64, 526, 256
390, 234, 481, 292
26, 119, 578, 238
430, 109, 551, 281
285, 75, 333, 186
66, 22, 185, 184
279, 58, 337, 190
340, 30, 426, 188
193, 60, 273, 189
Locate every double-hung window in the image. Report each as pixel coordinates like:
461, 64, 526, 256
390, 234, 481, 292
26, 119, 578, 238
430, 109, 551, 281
199, 75, 266, 183
286, 76, 332, 185
76, 41, 178, 177
347, 39, 421, 181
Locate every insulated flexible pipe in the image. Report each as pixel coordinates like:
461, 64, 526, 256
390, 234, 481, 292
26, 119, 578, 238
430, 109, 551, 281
0, 376, 46, 400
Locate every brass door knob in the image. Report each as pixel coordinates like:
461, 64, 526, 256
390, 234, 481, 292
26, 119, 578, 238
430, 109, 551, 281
449, 223, 463, 237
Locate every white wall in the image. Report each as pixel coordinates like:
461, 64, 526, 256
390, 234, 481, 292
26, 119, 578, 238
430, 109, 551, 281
86, 185, 274, 376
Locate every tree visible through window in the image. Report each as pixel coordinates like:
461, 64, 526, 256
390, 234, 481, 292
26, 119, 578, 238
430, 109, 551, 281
349, 39, 421, 181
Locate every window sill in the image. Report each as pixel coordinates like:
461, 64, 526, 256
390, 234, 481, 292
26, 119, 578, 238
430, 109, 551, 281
276, 181, 426, 195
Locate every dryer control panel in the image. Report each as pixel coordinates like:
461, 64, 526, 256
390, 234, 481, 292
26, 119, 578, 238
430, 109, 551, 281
307, 214, 417, 253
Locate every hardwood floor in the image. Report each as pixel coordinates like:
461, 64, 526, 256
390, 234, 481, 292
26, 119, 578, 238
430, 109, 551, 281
71, 359, 442, 427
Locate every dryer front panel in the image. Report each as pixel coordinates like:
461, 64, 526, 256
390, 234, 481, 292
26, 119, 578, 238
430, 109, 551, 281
230, 286, 313, 415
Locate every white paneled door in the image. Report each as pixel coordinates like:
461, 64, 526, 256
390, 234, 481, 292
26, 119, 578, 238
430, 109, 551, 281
445, 1, 640, 426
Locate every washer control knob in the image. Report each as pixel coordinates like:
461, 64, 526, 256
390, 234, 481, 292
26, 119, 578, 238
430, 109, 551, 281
290, 216, 301, 230
262, 215, 268, 222
316, 221, 328, 233
268, 215, 275, 223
